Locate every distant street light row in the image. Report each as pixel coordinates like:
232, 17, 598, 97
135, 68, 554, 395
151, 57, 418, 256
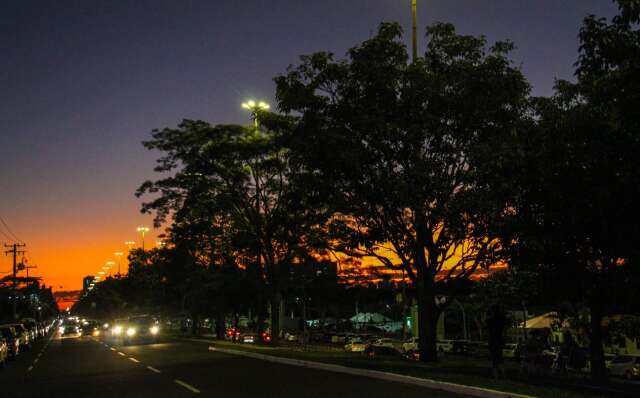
87, 99, 267, 293
86, 226, 166, 293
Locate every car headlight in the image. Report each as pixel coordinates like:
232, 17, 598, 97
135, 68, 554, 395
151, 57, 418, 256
58, 326, 65, 334
113, 326, 123, 335
126, 328, 136, 336
150, 326, 159, 335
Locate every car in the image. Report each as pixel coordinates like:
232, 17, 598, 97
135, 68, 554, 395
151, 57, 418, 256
371, 338, 395, 349
122, 316, 161, 345
344, 337, 367, 352
365, 345, 401, 358
8, 324, 31, 351
21, 318, 40, 341
240, 333, 256, 344
503, 343, 520, 359
0, 337, 8, 367
402, 337, 418, 353
608, 355, 640, 380
81, 321, 101, 337
0, 325, 20, 359
437, 339, 455, 353
59, 321, 81, 337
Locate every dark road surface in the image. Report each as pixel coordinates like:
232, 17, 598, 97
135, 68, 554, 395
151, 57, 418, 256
1, 333, 465, 398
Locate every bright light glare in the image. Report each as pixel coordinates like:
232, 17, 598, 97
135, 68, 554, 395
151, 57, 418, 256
113, 326, 122, 335
126, 328, 136, 336
58, 326, 64, 334
93, 330, 100, 336
150, 326, 159, 335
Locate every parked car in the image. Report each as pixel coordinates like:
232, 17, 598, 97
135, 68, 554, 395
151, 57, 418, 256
344, 337, 367, 352
371, 338, 395, 349
436, 339, 454, 353
9, 324, 30, 351
503, 343, 520, 359
609, 355, 640, 380
240, 333, 256, 344
21, 319, 40, 341
402, 337, 418, 353
0, 337, 8, 367
365, 345, 401, 358
0, 325, 20, 358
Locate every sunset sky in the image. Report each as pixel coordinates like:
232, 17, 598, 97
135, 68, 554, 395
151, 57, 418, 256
0, 0, 618, 291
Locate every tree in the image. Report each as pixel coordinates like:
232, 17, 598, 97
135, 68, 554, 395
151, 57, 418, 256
494, 0, 640, 381
275, 23, 530, 361
137, 116, 329, 343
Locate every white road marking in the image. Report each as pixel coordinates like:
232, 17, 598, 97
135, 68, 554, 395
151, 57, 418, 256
27, 366, 33, 372
147, 366, 161, 373
129, 357, 140, 363
34, 358, 38, 364
175, 379, 200, 394
118, 352, 126, 356
110, 347, 117, 351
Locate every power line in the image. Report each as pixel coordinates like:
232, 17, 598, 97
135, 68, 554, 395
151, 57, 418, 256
0, 214, 23, 243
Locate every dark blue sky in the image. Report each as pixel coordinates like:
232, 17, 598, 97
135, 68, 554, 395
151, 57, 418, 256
0, 0, 619, 289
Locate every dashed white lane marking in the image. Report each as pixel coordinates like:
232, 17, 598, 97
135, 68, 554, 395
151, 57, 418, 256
33, 358, 39, 364
110, 347, 117, 351
174, 379, 200, 394
129, 357, 140, 363
118, 352, 126, 356
147, 366, 161, 373
27, 366, 33, 372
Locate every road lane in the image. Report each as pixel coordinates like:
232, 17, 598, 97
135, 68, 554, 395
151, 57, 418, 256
0, 333, 52, 384
114, 338, 465, 398
8, 335, 192, 398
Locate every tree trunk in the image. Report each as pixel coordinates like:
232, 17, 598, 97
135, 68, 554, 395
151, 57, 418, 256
589, 300, 607, 383
270, 292, 282, 345
215, 311, 225, 340
417, 276, 439, 362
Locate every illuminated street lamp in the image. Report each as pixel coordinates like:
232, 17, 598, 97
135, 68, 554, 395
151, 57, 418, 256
136, 227, 150, 251
241, 100, 270, 127
156, 240, 166, 248
114, 251, 124, 275
124, 241, 136, 251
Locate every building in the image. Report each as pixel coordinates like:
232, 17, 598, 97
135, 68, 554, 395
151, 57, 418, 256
82, 275, 95, 293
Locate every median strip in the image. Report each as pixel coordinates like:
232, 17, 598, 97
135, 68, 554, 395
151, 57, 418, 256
175, 379, 200, 394
206, 345, 534, 398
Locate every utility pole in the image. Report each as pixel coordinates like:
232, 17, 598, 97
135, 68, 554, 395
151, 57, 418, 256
411, 0, 418, 62
5, 243, 26, 320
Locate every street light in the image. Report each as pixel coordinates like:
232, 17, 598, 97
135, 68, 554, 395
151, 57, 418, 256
136, 227, 150, 251
114, 251, 124, 275
241, 100, 270, 127
156, 241, 166, 248
124, 241, 136, 251
411, 0, 418, 62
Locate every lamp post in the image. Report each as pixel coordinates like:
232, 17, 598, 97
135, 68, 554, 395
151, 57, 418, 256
241, 100, 270, 128
105, 261, 115, 277
411, 0, 418, 62
113, 252, 124, 275
136, 227, 150, 251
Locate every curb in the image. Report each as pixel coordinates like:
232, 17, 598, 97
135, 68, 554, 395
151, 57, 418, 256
206, 344, 535, 398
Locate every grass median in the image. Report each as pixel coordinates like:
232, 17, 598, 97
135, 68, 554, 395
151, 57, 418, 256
189, 337, 619, 398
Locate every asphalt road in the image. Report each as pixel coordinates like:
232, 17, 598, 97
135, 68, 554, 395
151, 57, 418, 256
1, 333, 465, 398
